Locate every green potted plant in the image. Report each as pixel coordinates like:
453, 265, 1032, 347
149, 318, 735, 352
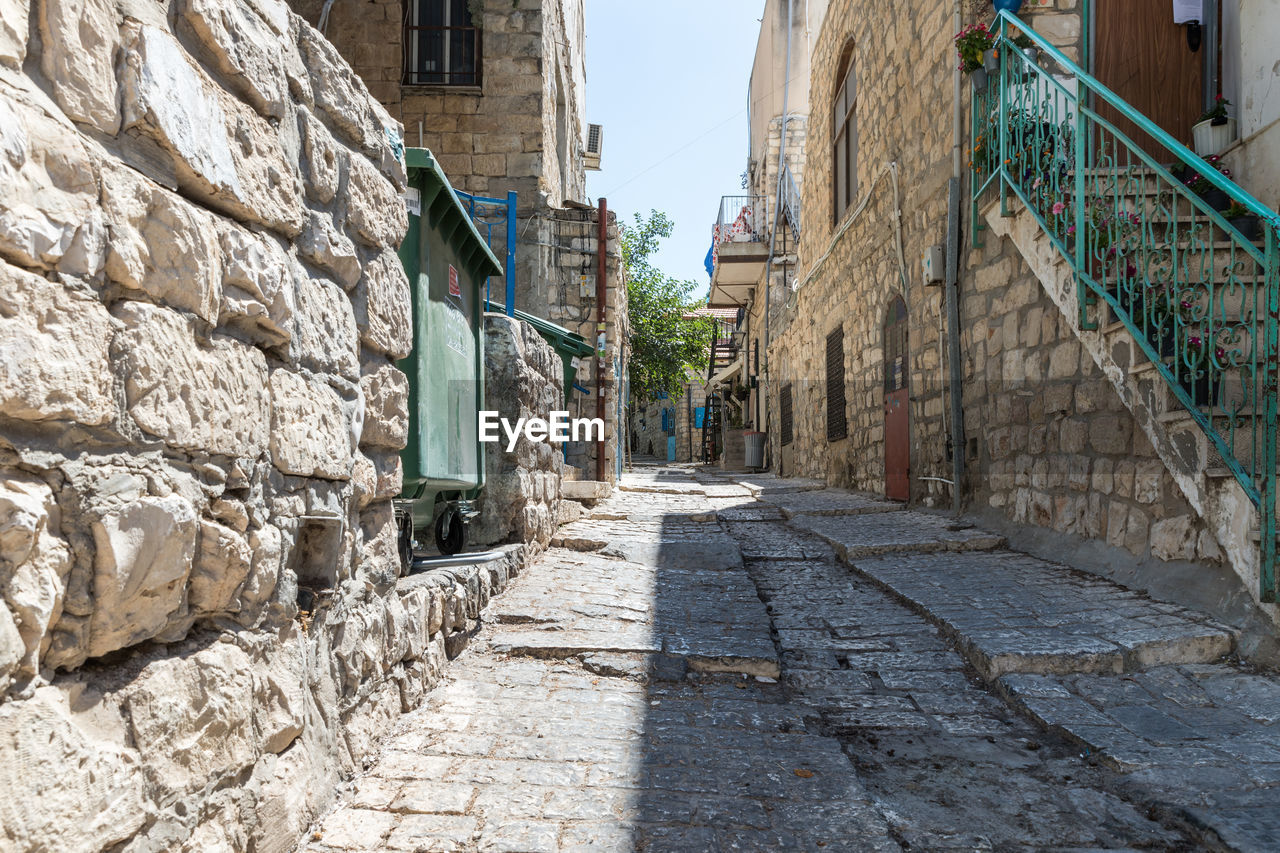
955, 23, 995, 91
1193, 95, 1236, 157
1224, 200, 1261, 241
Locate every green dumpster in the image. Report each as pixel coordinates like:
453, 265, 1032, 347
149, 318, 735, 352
395, 148, 503, 566
485, 302, 595, 401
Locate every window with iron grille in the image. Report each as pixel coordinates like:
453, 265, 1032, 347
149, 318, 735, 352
825, 327, 847, 441
832, 48, 857, 221
404, 0, 480, 87
780, 384, 793, 446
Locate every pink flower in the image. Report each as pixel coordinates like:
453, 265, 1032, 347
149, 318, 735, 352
1051, 202, 1067, 215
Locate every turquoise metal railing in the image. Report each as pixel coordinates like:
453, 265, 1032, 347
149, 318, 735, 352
971, 11, 1280, 602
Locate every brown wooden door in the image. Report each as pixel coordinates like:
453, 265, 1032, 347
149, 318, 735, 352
883, 297, 909, 502
1093, 0, 1204, 158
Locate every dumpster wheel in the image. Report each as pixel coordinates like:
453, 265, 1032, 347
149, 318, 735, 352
435, 505, 466, 555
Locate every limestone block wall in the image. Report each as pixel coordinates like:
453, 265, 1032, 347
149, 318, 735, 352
767, 0, 954, 500
543, 206, 629, 484
962, 236, 1225, 565
471, 315, 564, 549
0, 0, 479, 848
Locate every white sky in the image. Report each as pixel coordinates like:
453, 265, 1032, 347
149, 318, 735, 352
584, 1, 766, 298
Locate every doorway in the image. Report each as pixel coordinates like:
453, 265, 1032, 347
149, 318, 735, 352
883, 296, 909, 502
1092, 0, 1207, 157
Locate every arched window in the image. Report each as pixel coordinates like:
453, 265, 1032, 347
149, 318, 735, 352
832, 44, 857, 221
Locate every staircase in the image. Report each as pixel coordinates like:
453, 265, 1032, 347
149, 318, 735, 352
702, 392, 722, 463
973, 12, 1280, 609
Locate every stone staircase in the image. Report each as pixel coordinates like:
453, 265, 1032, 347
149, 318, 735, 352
984, 196, 1275, 617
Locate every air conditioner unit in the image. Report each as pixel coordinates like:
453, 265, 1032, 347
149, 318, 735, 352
585, 123, 603, 171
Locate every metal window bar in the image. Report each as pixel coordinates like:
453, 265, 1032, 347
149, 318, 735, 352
970, 9, 1280, 602
403, 0, 481, 88
455, 188, 517, 316
714, 195, 768, 245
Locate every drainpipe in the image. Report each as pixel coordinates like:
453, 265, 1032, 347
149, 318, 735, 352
596, 197, 608, 483
945, 0, 965, 515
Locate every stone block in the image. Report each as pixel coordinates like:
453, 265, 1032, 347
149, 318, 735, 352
0, 472, 72, 688
124, 641, 257, 795
299, 106, 345, 204
0, 263, 114, 426
0, 0, 26, 67
291, 272, 360, 379
1133, 459, 1164, 504
119, 23, 303, 236
0, 687, 145, 852
1150, 514, 1196, 562
345, 152, 408, 248
1088, 413, 1132, 455
354, 248, 412, 359
269, 369, 354, 480
103, 168, 224, 323
252, 628, 306, 754
115, 301, 272, 457
295, 20, 379, 150
298, 209, 360, 288
87, 494, 198, 658
359, 360, 409, 450
189, 519, 253, 615
38, 0, 122, 133
220, 226, 294, 346
0, 98, 105, 275
178, 0, 290, 118
1059, 417, 1087, 453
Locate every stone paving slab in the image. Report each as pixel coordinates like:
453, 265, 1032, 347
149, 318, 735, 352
718, 474, 829, 494
998, 666, 1280, 852
490, 523, 778, 678
788, 510, 1006, 560
759, 488, 903, 519
847, 550, 1235, 679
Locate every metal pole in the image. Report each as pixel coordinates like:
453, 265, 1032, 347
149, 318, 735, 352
596, 198, 608, 483
505, 191, 517, 316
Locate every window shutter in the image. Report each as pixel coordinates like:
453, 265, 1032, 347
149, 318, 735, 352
826, 327, 847, 441
780, 384, 793, 446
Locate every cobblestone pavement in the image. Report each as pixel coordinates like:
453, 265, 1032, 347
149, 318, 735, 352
301, 466, 1278, 851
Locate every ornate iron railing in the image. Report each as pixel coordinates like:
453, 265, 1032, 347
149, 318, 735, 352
971, 11, 1280, 602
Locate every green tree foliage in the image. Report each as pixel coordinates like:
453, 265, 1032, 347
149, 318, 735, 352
621, 211, 715, 400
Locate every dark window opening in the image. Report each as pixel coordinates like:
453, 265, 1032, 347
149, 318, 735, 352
780, 384, 793, 446
833, 46, 857, 221
826, 326, 847, 441
404, 0, 481, 86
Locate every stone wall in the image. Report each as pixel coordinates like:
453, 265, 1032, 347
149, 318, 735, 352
0, 0, 484, 848
471, 315, 564, 549
544, 207, 629, 485
962, 234, 1224, 565
767, 0, 954, 499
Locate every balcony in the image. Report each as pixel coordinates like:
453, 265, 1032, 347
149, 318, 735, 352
708, 195, 769, 307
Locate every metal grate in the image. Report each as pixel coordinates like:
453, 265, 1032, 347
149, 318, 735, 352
587, 123, 603, 154
780, 384, 793, 446
825, 327, 847, 441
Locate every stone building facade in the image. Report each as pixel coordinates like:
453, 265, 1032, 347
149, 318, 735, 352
706, 0, 825, 458
288, 0, 627, 485
0, 1, 536, 849
766, 0, 1278, 631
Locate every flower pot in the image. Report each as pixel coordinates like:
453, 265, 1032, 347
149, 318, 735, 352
971, 67, 988, 93
1200, 187, 1232, 212
983, 48, 1000, 73
1192, 117, 1236, 156
993, 0, 1024, 12
1228, 214, 1261, 241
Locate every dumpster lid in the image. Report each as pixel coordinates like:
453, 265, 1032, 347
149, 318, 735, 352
405, 147, 503, 280
485, 302, 595, 358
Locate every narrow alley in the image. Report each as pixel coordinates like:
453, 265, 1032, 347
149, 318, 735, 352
301, 466, 1278, 852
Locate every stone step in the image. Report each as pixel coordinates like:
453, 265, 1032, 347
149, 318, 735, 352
786, 510, 1006, 560
758, 488, 903, 519
838, 550, 1236, 682
561, 479, 612, 502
